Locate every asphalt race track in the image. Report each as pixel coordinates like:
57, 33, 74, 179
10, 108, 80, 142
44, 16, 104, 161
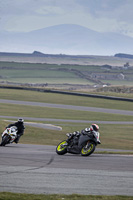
0, 144, 133, 196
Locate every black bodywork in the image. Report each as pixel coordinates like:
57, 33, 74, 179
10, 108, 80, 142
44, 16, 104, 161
66, 132, 98, 154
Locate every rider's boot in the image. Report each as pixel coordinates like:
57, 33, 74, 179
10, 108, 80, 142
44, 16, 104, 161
14, 135, 21, 143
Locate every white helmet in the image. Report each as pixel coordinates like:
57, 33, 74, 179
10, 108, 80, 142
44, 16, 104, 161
90, 124, 99, 131
18, 118, 24, 123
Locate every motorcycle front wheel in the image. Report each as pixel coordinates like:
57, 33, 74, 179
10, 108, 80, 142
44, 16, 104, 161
56, 140, 68, 155
0, 135, 10, 146
81, 143, 96, 156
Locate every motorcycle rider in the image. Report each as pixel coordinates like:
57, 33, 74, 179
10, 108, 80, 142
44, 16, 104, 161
67, 123, 101, 154
81, 124, 101, 144
6, 118, 25, 143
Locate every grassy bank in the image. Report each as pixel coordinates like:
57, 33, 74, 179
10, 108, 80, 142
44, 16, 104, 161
0, 88, 133, 111
0, 120, 133, 150
0, 192, 132, 200
1, 102, 133, 121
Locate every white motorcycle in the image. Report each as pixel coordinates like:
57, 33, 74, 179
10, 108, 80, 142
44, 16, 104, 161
0, 126, 18, 146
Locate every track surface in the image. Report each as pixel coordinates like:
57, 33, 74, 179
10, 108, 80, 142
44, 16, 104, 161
0, 144, 133, 196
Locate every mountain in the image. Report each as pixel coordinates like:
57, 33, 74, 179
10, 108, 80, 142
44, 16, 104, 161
114, 53, 133, 59
1, 24, 133, 55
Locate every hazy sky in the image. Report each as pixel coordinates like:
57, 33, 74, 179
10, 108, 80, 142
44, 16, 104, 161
1, 0, 133, 38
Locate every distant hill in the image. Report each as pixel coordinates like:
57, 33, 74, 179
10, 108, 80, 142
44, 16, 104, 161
1, 24, 133, 55
0, 51, 57, 57
115, 53, 133, 59
0, 51, 94, 58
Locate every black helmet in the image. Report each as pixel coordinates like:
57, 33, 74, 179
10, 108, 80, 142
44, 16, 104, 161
90, 124, 99, 131
18, 118, 24, 123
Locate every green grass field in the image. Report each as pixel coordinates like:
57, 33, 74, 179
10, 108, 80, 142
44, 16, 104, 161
1, 102, 133, 121
0, 88, 133, 111
0, 62, 93, 84
102, 80, 133, 86
0, 192, 132, 200
1, 68, 92, 84
1, 61, 133, 86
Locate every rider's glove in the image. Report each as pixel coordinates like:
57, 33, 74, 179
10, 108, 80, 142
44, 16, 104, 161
66, 133, 72, 137
73, 131, 80, 136
85, 128, 91, 132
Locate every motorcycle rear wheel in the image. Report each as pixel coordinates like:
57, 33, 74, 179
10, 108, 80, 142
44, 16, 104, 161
56, 140, 68, 155
81, 143, 96, 156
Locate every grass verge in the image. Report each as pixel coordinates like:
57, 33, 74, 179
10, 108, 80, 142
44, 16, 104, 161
0, 88, 133, 111
0, 192, 133, 200
1, 103, 133, 122
0, 121, 133, 150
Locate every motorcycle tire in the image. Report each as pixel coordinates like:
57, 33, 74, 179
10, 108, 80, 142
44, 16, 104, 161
56, 140, 68, 155
81, 143, 96, 156
0, 135, 10, 146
